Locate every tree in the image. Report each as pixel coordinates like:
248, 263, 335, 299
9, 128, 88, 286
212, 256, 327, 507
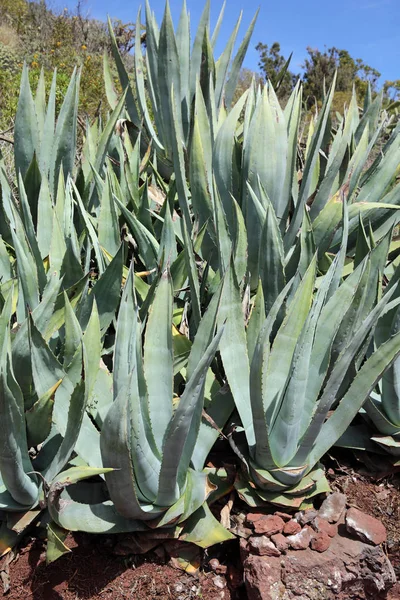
232, 67, 263, 103
255, 41, 296, 99
302, 46, 381, 103
383, 80, 400, 103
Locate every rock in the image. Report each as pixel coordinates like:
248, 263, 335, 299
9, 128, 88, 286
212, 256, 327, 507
209, 558, 227, 575
287, 527, 312, 550
242, 531, 396, 599
274, 511, 292, 522
243, 554, 285, 600
271, 533, 289, 553
248, 536, 281, 557
297, 509, 318, 526
310, 531, 331, 553
346, 507, 387, 546
312, 516, 337, 538
253, 515, 285, 536
230, 514, 253, 538
283, 519, 301, 536
318, 492, 347, 523
212, 575, 226, 589
239, 537, 250, 561
246, 512, 270, 524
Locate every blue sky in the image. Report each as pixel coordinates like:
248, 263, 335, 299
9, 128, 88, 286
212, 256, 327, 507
63, 0, 400, 85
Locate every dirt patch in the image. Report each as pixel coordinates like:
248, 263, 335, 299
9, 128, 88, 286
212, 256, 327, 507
2, 534, 234, 600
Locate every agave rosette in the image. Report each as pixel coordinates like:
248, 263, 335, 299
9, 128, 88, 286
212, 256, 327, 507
215, 207, 400, 508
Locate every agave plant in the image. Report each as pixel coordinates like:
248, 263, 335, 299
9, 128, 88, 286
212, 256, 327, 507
215, 210, 400, 509
352, 259, 400, 460
46, 266, 234, 548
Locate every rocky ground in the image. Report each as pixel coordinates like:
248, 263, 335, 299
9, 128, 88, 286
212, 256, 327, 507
1, 450, 399, 599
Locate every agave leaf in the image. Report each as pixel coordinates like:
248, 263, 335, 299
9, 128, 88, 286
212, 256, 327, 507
158, 1, 182, 154
16, 176, 46, 292
134, 9, 164, 149
83, 300, 101, 399
10, 225, 39, 316
310, 92, 359, 219
0, 297, 38, 507
244, 85, 287, 228
14, 64, 39, 180
49, 69, 79, 194
39, 71, 57, 176
107, 17, 141, 127
157, 328, 224, 506
152, 470, 211, 528
82, 244, 123, 333
47, 467, 149, 533
0, 236, 12, 283
309, 329, 400, 468
264, 256, 316, 428
25, 380, 62, 447
214, 12, 242, 109
113, 195, 159, 273
36, 175, 54, 260
0, 521, 18, 556
285, 74, 337, 251
282, 82, 302, 212
250, 280, 294, 469
357, 132, 400, 206
295, 286, 400, 467
213, 90, 248, 234
180, 503, 234, 548
23, 153, 41, 228
144, 270, 173, 452
259, 200, 286, 316
170, 85, 191, 231
355, 90, 382, 144
224, 9, 259, 108
158, 202, 178, 270
72, 182, 105, 274
46, 522, 71, 564
182, 220, 201, 329
189, 0, 210, 101
192, 383, 235, 471
246, 281, 266, 364
364, 397, 400, 435
98, 174, 120, 257
269, 258, 333, 467
101, 375, 163, 517
29, 315, 102, 469
103, 52, 119, 109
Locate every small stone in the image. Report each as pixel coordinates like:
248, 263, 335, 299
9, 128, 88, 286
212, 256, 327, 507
287, 527, 312, 550
253, 515, 285, 536
297, 509, 318, 526
312, 516, 337, 538
310, 531, 331, 553
213, 575, 226, 589
248, 536, 281, 557
318, 492, 347, 523
274, 511, 292, 522
283, 520, 301, 536
346, 507, 387, 546
209, 558, 227, 574
230, 515, 253, 538
271, 533, 289, 553
246, 512, 269, 524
